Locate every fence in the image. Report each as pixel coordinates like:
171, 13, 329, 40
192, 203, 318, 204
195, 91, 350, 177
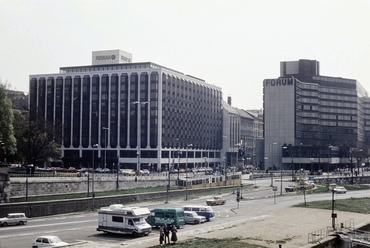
308, 219, 354, 243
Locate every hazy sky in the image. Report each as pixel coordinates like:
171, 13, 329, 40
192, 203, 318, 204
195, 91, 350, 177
1, 0, 370, 110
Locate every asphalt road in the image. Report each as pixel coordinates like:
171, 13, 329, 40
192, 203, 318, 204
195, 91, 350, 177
0, 177, 361, 248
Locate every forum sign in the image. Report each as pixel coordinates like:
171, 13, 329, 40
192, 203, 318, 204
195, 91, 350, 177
264, 78, 294, 87
92, 50, 132, 65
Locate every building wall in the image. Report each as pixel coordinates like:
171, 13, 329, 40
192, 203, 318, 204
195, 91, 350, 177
263, 59, 369, 170
263, 77, 295, 169
29, 57, 223, 172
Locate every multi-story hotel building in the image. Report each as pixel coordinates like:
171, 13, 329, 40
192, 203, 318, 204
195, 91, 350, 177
29, 50, 223, 172
263, 59, 369, 171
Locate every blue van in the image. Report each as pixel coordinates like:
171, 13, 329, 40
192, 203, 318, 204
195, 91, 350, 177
146, 208, 185, 228
183, 205, 215, 221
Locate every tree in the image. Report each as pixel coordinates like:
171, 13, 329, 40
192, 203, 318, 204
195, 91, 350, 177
13, 111, 62, 167
0, 81, 16, 164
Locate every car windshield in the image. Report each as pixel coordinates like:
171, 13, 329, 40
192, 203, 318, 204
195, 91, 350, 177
135, 220, 148, 226
49, 237, 62, 243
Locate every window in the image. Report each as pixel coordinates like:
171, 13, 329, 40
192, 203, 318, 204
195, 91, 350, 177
165, 213, 174, 218
155, 212, 164, 218
112, 216, 124, 223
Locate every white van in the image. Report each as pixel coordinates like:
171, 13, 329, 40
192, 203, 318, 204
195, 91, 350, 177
97, 204, 152, 237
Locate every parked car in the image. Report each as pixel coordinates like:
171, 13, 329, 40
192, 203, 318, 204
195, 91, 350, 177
140, 169, 150, 175
0, 213, 27, 227
169, 169, 178, 174
206, 196, 226, 206
333, 186, 347, 194
32, 235, 68, 247
285, 185, 295, 192
184, 211, 206, 224
121, 169, 136, 176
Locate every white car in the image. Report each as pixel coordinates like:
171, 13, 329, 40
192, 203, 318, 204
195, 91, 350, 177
0, 213, 27, 227
184, 211, 206, 224
32, 235, 68, 247
140, 169, 150, 175
333, 186, 347, 194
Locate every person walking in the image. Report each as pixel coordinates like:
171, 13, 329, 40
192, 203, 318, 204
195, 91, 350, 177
171, 225, 178, 244
163, 224, 170, 244
159, 226, 165, 246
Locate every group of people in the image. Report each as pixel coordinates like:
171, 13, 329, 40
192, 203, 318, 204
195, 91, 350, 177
159, 223, 177, 245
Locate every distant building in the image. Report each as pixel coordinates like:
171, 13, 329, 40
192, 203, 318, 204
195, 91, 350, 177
6, 90, 28, 112
28, 49, 223, 171
263, 59, 369, 171
222, 97, 263, 170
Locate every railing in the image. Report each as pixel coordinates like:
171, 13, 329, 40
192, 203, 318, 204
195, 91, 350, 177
308, 219, 354, 243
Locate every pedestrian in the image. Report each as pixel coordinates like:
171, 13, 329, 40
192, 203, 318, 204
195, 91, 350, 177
163, 224, 170, 244
159, 226, 165, 246
171, 225, 178, 244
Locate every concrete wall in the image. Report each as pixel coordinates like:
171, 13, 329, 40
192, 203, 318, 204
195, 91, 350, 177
0, 187, 232, 218
9, 173, 242, 199
9, 174, 177, 198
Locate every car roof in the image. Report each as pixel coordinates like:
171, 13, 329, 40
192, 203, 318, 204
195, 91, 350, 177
184, 211, 197, 214
36, 235, 60, 238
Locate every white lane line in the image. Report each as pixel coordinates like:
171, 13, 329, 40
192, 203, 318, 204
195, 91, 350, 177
0, 227, 84, 239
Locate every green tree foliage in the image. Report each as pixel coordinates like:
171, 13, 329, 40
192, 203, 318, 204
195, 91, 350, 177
13, 111, 62, 166
0, 81, 16, 163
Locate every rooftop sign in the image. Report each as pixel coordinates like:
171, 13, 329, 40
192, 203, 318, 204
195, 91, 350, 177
92, 50, 132, 65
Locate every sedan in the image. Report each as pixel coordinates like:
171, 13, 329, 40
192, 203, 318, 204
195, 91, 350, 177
32, 236, 68, 247
333, 186, 347, 194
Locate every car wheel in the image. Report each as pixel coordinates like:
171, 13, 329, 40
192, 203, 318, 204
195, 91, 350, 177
194, 220, 199, 225
19, 221, 24, 225
2, 222, 7, 227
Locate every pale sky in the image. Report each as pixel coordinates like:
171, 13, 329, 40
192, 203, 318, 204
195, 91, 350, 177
1, 0, 370, 110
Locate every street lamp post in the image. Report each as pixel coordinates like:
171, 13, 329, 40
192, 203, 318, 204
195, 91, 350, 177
233, 153, 236, 194
166, 139, 178, 203
357, 149, 363, 178
223, 156, 227, 186
329, 184, 337, 230
299, 143, 303, 172
25, 164, 33, 202
327, 145, 333, 191
92, 144, 98, 211
349, 148, 354, 185
271, 142, 277, 187
177, 149, 182, 185
185, 144, 192, 201
233, 143, 241, 194
115, 163, 120, 190
103, 127, 109, 169
133, 101, 148, 176
166, 149, 171, 204
281, 144, 289, 195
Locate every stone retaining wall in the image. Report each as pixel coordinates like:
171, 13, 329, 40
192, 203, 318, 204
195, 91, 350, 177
9, 174, 177, 198
0, 187, 231, 218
